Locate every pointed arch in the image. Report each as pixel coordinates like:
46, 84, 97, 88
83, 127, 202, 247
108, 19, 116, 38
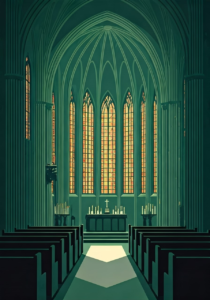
83, 91, 94, 194
69, 91, 75, 193
141, 91, 146, 194
101, 94, 116, 194
123, 91, 134, 193
25, 57, 31, 140
153, 94, 157, 194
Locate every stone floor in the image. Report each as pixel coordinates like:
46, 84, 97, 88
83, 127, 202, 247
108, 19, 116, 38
60, 243, 157, 300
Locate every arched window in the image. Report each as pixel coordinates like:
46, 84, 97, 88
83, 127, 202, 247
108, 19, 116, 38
153, 95, 157, 194
141, 92, 146, 193
69, 91, 75, 193
25, 57, 30, 140
101, 95, 116, 194
51, 93, 56, 194
123, 92, 134, 193
83, 92, 94, 194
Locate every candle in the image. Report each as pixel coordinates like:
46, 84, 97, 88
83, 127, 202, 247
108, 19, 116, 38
154, 206, 156, 214
95, 207, 96, 214
152, 208, 154, 214
150, 204, 152, 212
144, 209, 146, 214
117, 209, 119, 214
100, 208, 102, 214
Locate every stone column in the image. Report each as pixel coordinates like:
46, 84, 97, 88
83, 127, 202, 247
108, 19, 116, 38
5, 0, 25, 231
185, 0, 204, 231
46, 102, 54, 226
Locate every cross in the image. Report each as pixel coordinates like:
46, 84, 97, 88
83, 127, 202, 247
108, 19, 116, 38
105, 199, 109, 207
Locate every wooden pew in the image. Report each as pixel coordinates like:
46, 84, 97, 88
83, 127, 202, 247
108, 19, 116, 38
128, 225, 187, 255
151, 243, 210, 298
21, 227, 80, 262
0, 252, 46, 300
137, 233, 210, 271
0, 246, 58, 298
145, 237, 210, 283
164, 253, 210, 300
28, 225, 84, 255
130, 226, 192, 258
13, 229, 75, 270
0, 236, 67, 283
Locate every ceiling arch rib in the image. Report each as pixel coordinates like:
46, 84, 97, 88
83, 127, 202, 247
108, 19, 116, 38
48, 12, 165, 104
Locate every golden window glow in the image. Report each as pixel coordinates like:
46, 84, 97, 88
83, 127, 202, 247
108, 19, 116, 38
153, 96, 157, 194
141, 92, 146, 194
123, 92, 134, 193
69, 92, 75, 193
51, 93, 56, 194
101, 95, 116, 194
25, 57, 30, 140
83, 92, 94, 193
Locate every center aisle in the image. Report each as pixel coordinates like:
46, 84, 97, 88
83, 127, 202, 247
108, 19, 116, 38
62, 243, 155, 300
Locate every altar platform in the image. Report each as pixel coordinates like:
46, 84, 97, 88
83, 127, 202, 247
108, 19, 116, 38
85, 214, 127, 232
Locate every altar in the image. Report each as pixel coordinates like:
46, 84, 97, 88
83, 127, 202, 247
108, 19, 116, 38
85, 214, 127, 232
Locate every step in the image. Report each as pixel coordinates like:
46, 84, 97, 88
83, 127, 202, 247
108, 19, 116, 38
84, 232, 128, 235
84, 238, 128, 243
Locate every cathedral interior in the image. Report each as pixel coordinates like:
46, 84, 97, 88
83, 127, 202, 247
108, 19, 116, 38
0, 0, 210, 299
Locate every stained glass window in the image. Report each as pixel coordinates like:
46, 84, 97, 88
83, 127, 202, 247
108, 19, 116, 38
101, 95, 116, 194
51, 93, 56, 194
153, 96, 157, 194
123, 92, 134, 193
25, 57, 30, 140
141, 92, 146, 194
69, 92, 75, 193
83, 92, 94, 193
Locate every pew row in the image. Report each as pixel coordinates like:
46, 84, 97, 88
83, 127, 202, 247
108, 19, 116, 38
0, 236, 67, 283
0, 253, 46, 300
13, 229, 75, 270
137, 232, 210, 271
28, 225, 83, 256
0, 246, 58, 298
133, 228, 197, 262
128, 225, 188, 257
164, 253, 210, 300
151, 243, 210, 298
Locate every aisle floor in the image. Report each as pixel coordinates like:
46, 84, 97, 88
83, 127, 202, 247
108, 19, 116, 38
62, 243, 156, 300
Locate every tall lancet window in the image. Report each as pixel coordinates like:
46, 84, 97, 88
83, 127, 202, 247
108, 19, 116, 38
123, 92, 134, 193
153, 95, 157, 194
69, 91, 75, 193
83, 92, 94, 194
51, 93, 56, 194
101, 95, 116, 194
141, 92, 146, 193
25, 57, 31, 140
